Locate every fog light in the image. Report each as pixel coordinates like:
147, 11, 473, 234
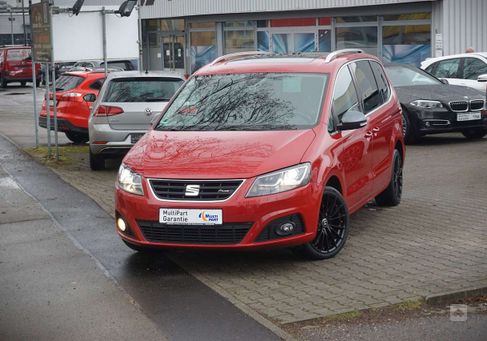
425, 121, 431, 127
117, 217, 127, 232
275, 222, 295, 236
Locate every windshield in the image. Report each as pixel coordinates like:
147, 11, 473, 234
55, 75, 84, 91
104, 77, 184, 102
7, 49, 31, 61
156, 73, 328, 131
386, 66, 441, 87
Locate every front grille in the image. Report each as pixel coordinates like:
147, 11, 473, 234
470, 100, 485, 111
149, 179, 243, 201
449, 101, 468, 112
137, 221, 252, 244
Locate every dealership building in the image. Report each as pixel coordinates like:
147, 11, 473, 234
139, 0, 487, 74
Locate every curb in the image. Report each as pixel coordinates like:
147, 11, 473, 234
425, 286, 487, 305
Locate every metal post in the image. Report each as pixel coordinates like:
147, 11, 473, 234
45, 62, 51, 157
137, 1, 143, 71
51, 62, 58, 159
102, 7, 107, 76
9, 9, 14, 45
22, 0, 27, 45
29, 0, 38, 147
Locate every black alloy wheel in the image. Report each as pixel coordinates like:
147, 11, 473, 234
375, 149, 403, 207
296, 186, 349, 260
401, 107, 420, 144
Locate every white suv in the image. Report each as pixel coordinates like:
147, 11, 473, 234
421, 53, 487, 92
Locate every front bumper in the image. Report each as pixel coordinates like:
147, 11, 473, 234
406, 106, 487, 134
115, 178, 321, 250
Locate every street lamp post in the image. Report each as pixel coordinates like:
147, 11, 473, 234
22, 0, 26, 45
8, 9, 15, 44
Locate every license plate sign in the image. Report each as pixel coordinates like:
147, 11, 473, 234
131, 133, 144, 144
457, 112, 481, 121
159, 208, 222, 225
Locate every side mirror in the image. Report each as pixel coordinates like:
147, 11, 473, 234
83, 93, 97, 102
477, 74, 487, 83
439, 78, 449, 85
337, 110, 367, 131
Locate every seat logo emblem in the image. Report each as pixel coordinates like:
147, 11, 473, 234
185, 184, 200, 196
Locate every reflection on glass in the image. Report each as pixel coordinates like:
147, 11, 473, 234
336, 27, 378, 55
224, 30, 255, 54
385, 65, 441, 87
257, 31, 270, 51
383, 12, 431, 21
191, 31, 217, 72
383, 45, 431, 66
157, 73, 329, 131
224, 21, 256, 28
319, 30, 331, 52
336, 16, 377, 23
382, 25, 431, 66
294, 33, 315, 52
272, 34, 291, 54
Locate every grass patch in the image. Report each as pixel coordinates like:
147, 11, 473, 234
24, 145, 88, 166
395, 299, 424, 311
325, 310, 362, 321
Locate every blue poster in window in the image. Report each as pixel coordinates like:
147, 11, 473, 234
257, 31, 269, 51
383, 44, 431, 67
191, 45, 217, 72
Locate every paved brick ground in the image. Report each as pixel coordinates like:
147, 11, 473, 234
1, 89, 487, 325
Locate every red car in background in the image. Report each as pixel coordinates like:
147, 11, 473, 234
39, 71, 105, 144
0, 46, 41, 87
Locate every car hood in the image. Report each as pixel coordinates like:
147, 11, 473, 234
395, 84, 485, 105
124, 129, 316, 179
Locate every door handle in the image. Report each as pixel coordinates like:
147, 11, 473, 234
365, 131, 373, 138
372, 127, 380, 132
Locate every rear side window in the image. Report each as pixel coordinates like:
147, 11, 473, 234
462, 58, 487, 80
332, 66, 361, 122
55, 75, 84, 91
370, 61, 390, 103
7, 49, 31, 61
104, 61, 132, 70
89, 78, 105, 90
104, 77, 183, 102
350, 61, 382, 114
433, 58, 460, 78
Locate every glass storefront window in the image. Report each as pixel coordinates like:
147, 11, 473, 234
336, 16, 377, 23
295, 33, 315, 52
257, 20, 268, 28
257, 31, 270, 51
382, 25, 431, 66
190, 22, 215, 29
224, 30, 255, 54
190, 31, 217, 72
272, 33, 292, 54
383, 12, 431, 21
336, 27, 378, 55
224, 21, 256, 29
319, 30, 331, 52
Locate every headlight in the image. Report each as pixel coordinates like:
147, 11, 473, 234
247, 163, 311, 197
410, 100, 443, 109
117, 164, 144, 195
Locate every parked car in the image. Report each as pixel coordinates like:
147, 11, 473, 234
385, 63, 487, 143
88, 71, 184, 170
69, 59, 137, 72
39, 71, 106, 144
421, 53, 487, 92
114, 50, 405, 260
0, 46, 41, 87
41, 62, 77, 85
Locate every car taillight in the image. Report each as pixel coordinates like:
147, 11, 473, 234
94, 105, 124, 117
61, 92, 83, 102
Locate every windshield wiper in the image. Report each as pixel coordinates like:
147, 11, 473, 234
144, 97, 170, 102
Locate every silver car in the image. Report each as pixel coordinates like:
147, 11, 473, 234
88, 71, 184, 170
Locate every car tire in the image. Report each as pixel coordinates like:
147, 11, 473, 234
36, 80, 41, 88
20, 81, 26, 87
462, 128, 487, 140
402, 107, 421, 144
295, 186, 350, 260
0, 77, 7, 88
375, 149, 403, 207
89, 149, 105, 171
65, 131, 88, 144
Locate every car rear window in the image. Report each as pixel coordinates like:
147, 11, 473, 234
103, 77, 183, 102
55, 75, 85, 91
7, 49, 31, 61
156, 73, 328, 131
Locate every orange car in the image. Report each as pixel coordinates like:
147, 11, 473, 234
39, 71, 105, 143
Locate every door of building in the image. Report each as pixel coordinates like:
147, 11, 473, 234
271, 32, 316, 54
161, 34, 185, 72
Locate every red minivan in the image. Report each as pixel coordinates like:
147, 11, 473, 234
115, 50, 405, 260
0, 46, 41, 87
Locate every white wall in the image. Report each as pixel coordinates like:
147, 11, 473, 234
51, 6, 138, 62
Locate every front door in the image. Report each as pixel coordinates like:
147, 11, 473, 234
271, 32, 316, 54
161, 34, 185, 72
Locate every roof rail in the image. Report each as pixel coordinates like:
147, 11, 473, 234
210, 51, 273, 65
324, 49, 363, 63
